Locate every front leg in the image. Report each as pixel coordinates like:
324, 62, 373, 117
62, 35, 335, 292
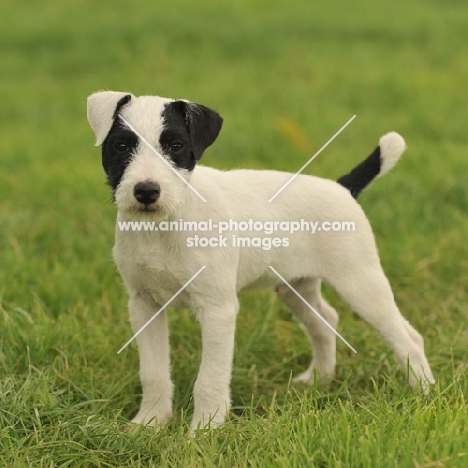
129, 291, 173, 426
191, 297, 239, 431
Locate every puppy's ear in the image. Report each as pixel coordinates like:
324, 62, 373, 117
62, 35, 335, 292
184, 102, 223, 160
87, 91, 133, 146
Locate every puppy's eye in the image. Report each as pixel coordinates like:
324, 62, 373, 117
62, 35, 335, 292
170, 142, 184, 153
113, 141, 130, 154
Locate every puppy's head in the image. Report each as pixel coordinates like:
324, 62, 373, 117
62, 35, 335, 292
87, 91, 223, 218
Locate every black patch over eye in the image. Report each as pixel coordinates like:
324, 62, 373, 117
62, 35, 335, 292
113, 140, 132, 154
170, 142, 184, 153
160, 102, 195, 171
102, 122, 139, 192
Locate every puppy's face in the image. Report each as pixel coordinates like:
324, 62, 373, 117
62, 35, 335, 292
87, 91, 223, 218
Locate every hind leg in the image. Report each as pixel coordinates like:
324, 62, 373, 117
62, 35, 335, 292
277, 278, 338, 383
326, 265, 434, 391
403, 319, 425, 349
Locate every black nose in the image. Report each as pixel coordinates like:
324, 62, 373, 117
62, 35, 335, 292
133, 181, 161, 205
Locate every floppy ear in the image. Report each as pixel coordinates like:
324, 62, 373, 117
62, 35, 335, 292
87, 91, 133, 146
184, 102, 223, 160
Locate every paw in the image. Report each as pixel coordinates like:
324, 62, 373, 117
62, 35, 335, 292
190, 408, 226, 433
293, 362, 335, 384
293, 369, 316, 384
131, 404, 172, 427
409, 367, 435, 395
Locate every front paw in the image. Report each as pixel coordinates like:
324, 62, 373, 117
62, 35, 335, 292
190, 407, 227, 433
131, 403, 172, 427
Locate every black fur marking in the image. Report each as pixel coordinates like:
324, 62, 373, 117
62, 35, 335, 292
337, 146, 381, 198
112, 94, 132, 119
160, 100, 223, 170
185, 102, 223, 160
102, 118, 139, 193
160, 101, 195, 170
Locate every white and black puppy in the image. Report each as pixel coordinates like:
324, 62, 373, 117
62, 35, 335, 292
87, 91, 434, 431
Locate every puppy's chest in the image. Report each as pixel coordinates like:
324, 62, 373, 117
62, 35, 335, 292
113, 235, 189, 307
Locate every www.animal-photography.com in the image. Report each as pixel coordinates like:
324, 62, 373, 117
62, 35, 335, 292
1, 1, 467, 467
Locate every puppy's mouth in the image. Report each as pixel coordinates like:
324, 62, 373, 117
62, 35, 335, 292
138, 205, 158, 213
137, 204, 158, 213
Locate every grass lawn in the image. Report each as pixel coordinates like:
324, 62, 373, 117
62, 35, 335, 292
1, 0, 467, 466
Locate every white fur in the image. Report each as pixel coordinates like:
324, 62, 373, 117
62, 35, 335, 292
87, 91, 134, 146
379, 131, 406, 176
87, 93, 434, 432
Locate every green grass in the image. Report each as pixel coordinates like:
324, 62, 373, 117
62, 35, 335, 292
1, 0, 468, 466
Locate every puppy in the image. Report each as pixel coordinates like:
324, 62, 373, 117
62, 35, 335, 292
87, 91, 434, 430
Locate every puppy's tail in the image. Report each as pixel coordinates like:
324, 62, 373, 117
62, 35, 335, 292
337, 132, 406, 198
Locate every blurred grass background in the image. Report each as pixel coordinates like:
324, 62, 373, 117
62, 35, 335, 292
0, 0, 467, 466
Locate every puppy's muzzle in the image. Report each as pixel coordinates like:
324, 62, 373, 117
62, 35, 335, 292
133, 180, 161, 205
